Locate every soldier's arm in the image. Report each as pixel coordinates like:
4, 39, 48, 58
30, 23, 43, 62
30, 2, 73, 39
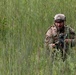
65, 27, 76, 47
70, 27, 76, 46
44, 28, 55, 49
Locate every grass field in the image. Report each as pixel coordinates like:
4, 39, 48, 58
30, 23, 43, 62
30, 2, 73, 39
0, 0, 76, 75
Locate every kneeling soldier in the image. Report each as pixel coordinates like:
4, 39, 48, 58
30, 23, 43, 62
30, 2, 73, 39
45, 14, 76, 61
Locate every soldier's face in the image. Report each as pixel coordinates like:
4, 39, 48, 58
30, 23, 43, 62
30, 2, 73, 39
55, 22, 64, 30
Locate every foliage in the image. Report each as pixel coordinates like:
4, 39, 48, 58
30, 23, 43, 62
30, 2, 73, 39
0, 0, 76, 75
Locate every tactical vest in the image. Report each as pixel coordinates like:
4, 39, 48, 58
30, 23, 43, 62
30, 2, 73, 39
51, 26, 70, 43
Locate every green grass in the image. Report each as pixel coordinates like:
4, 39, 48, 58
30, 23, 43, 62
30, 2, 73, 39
0, 0, 76, 75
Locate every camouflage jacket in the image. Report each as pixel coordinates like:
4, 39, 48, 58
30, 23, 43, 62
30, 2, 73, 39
45, 25, 76, 48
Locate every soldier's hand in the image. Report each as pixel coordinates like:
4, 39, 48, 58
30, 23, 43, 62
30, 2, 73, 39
65, 39, 72, 43
49, 44, 56, 48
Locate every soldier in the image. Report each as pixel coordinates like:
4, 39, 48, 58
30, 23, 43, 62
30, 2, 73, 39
45, 14, 76, 61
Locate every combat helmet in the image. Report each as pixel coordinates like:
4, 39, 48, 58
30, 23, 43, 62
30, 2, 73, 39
54, 14, 66, 22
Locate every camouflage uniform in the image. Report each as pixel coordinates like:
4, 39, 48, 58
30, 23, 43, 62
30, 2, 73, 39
45, 25, 76, 60
45, 14, 76, 61
45, 25, 76, 48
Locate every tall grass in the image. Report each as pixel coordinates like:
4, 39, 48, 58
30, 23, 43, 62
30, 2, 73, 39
0, 0, 76, 75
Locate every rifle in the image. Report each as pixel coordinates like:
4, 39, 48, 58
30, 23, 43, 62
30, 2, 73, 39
54, 33, 68, 61
55, 33, 67, 50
